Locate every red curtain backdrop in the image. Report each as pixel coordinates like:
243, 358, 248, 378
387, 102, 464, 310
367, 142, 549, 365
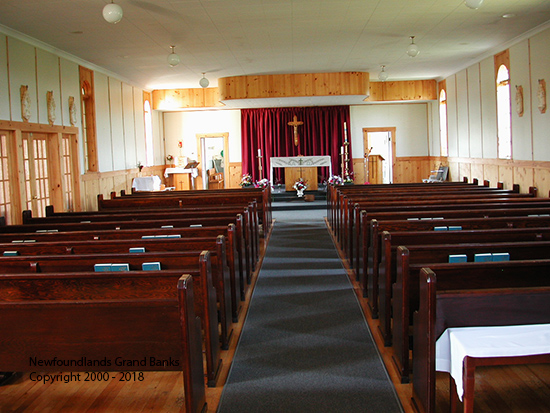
241, 106, 352, 184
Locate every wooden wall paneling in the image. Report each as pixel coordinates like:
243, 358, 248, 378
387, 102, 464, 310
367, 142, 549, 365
228, 162, 242, 188
152, 88, 223, 110
448, 160, 460, 182
534, 168, 550, 198
366, 80, 437, 102
459, 162, 472, 182
352, 158, 366, 184
498, 165, 514, 190
219, 72, 369, 101
483, 163, 499, 187
471, 162, 484, 184
514, 166, 534, 193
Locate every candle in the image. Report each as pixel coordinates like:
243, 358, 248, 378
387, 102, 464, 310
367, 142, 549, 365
344, 122, 348, 142
258, 149, 261, 157
340, 146, 344, 155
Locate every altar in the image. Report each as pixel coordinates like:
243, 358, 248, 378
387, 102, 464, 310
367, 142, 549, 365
164, 167, 199, 190
270, 156, 332, 191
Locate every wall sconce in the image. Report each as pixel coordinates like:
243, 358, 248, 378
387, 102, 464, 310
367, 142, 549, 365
407, 36, 420, 58
103, 1, 123, 24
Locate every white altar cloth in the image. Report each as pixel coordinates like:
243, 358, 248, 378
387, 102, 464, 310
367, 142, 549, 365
132, 176, 161, 191
436, 323, 550, 400
269, 156, 332, 186
163, 167, 199, 179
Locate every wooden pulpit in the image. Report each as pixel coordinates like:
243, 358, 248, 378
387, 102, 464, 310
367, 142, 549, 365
368, 154, 384, 184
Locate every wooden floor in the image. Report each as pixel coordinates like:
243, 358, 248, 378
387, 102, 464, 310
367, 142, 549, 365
1, 219, 549, 412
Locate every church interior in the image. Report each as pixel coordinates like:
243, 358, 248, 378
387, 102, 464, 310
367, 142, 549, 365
0, 0, 550, 412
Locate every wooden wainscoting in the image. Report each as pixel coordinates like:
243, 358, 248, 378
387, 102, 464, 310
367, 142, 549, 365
80, 165, 166, 211
448, 157, 550, 195
228, 162, 242, 188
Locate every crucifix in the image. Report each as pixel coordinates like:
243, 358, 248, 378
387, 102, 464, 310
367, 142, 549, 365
288, 115, 303, 147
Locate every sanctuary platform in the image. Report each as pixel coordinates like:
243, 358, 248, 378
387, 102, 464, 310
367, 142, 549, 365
272, 188, 327, 211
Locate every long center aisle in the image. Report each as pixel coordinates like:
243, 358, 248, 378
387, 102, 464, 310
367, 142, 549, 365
217, 208, 403, 412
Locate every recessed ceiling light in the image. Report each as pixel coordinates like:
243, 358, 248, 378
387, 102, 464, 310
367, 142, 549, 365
70, 31, 83, 35
502, 13, 516, 18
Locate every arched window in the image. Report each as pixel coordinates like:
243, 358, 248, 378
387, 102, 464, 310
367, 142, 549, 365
439, 89, 448, 157
144, 99, 154, 166
496, 64, 512, 159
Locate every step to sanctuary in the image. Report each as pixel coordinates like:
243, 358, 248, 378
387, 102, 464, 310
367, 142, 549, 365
272, 190, 327, 210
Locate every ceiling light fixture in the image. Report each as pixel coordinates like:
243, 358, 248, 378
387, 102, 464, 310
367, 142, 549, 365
378, 65, 388, 81
167, 46, 180, 67
464, 0, 484, 9
103, 1, 123, 24
407, 36, 420, 58
199, 73, 210, 88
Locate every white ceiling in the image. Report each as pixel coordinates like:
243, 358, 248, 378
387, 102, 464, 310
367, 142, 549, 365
0, 0, 549, 94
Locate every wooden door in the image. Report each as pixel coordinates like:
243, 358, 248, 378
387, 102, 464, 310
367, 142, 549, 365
21, 132, 66, 217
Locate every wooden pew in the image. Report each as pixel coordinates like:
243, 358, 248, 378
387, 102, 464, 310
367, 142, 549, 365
412, 267, 550, 413
333, 183, 526, 247
0, 224, 250, 310
0, 234, 245, 324
363, 215, 550, 318
348, 196, 549, 276
392, 242, 550, 383
0, 272, 207, 413
377, 226, 550, 343
0, 250, 222, 387
102, 185, 272, 235
5, 212, 255, 295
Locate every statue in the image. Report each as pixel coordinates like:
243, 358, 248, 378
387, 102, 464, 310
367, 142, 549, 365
515, 85, 523, 117
538, 79, 547, 114
47, 91, 56, 126
20, 85, 31, 122
69, 96, 77, 126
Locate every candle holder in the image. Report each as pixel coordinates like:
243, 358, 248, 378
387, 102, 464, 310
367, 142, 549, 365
257, 153, 263, 180
343, 140, 350, 181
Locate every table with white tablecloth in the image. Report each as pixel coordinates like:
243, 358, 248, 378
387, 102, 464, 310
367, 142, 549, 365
132, 175, 162, 191
436, 323, 550, 401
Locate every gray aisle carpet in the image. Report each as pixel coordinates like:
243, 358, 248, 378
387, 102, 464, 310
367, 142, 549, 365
217, 209, 403, 412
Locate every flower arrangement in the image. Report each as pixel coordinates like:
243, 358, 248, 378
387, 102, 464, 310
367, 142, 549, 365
343, 172, 355, 184
166, 154, 174, 163
327, 175, 343, 186
254, 178, 270, 189
137, 161, 144, 172
293, 178, 308, 191
239, 174, 254, 187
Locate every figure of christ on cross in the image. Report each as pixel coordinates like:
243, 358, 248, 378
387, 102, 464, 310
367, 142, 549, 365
288, 115, 303, 147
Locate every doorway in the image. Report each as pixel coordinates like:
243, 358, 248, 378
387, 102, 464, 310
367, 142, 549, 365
363, 127, 396, 184
196, 133, 229, 189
